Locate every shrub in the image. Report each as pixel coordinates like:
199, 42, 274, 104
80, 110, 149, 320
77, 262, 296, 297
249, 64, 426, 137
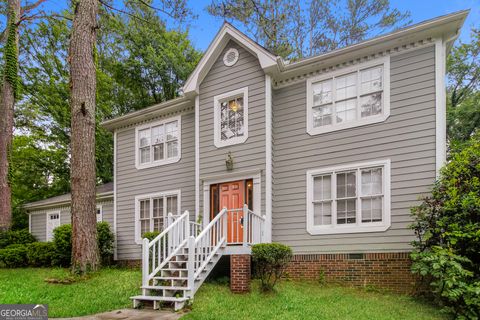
410, 134, 480, 319
0, 229, 36, 249
26, 242, 55, 267
142, 231, 160, 241
97, 222, 115, 266
252, 243, 292, 292
52, 224, 72, 267
0, 244, 28, 267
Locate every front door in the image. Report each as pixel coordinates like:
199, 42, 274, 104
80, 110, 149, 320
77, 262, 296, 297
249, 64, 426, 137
219, 180, 244, 244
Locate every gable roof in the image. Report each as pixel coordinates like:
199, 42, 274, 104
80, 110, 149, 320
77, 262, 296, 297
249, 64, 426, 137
182, 22, 279, 97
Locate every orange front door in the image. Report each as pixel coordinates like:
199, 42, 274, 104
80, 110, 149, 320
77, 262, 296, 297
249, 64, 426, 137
219, 180, 245, 244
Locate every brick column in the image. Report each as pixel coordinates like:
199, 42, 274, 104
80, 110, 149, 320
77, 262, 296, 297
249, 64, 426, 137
230, 254, 251, 293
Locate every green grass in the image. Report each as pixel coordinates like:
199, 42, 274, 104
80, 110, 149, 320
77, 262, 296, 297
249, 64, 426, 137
0, 267, 141, 318
182, 281, 447, 320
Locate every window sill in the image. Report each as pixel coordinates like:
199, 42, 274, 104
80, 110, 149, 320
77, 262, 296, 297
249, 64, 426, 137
307, 113, 390, 136
135, 156, 181, 170
307, 223, 390, 235
214, 135, 248, 148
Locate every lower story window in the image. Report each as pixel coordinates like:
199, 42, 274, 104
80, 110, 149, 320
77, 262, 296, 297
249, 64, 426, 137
307, 159, 391, 235
135, 191, 180, 243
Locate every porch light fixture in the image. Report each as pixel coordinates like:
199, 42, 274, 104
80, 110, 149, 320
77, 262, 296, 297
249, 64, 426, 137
226, 152, 234, 171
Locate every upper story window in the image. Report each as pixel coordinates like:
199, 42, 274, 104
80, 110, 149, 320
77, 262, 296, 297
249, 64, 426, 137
214, 87, 249, 148
306, 159, 391, 235
306, 57, 390, 135
135, 116, 181, 169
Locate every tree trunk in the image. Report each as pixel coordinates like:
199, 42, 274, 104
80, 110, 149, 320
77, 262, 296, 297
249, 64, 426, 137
0, 0, 20, 232
69, 0, 99, 273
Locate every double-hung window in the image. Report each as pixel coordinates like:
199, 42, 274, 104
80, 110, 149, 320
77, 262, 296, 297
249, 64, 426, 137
306, 57, 390, 135
135, 191, 180, 243
213, 87, 249, 148
306, 159, 391, 235
135, 116, 181, 169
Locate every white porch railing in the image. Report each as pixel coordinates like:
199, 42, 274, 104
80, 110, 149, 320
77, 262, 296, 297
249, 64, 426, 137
227, 204, 266, 245
142, 210, 190, 287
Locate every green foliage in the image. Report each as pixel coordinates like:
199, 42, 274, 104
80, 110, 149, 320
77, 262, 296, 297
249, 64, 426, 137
3, 9, 18, 96
142, 231, 160, 241
0, 229, 36, 249
52, 224, 72, 267
0, 244, 28, 267
410, 134, 480, 318
97, 222, 114, 266
251, 243, 292, 292
26, 242, 55, 267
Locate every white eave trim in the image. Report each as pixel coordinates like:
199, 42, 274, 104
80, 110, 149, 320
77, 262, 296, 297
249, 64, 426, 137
183, 23, 278, 96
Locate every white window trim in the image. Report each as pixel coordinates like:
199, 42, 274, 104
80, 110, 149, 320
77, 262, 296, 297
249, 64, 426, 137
306, 56, 390, 135
96, 205, 103, 222
46, 210, 61, 242
306, 159, 391, 235
213, 87, 249, 148
134, 115, 182, 170
134, 190, 181, 244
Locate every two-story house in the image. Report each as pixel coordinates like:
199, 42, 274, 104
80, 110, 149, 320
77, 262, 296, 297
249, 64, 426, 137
25, 10, 468, 309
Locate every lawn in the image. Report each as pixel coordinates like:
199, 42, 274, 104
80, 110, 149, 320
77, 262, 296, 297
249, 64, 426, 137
0, 267, 141, 318
182, 281, 447, 320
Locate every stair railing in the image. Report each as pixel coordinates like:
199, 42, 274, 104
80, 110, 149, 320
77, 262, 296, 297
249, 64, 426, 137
142, 210, 190, 287
187, 208, 228, 293
243, 204, 266, 245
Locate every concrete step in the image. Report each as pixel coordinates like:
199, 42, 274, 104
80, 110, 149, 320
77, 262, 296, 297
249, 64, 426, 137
142, 285, 189, 291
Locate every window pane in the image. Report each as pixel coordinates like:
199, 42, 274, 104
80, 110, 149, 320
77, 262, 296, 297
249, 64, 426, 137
335, 99, 356, 123
141, 220, 150, 236
139, 129, 150, 147
153, 144, 164, 161
220, 97, 244, 141
314, 202, 332, 225
361, 167, 383, 196
166, 195, 178, 214
314, 175, 331, 200
336, 73, 356, 101
336, 171, 356, 198
313, 104, 332, 127
166, 121, 178, 141
140, 147, 150, 164
361, 66, 382, 94
361, 196, 383, 222
151, 125, 164, 145
312, 80, 332, 106
166, 141, 178, 158
140, 200, 150, 219
337, 199, 356, 224
152, 198, 163, 217
360, 93, 382, 118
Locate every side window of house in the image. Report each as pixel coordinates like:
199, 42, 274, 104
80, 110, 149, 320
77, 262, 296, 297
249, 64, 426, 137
46, 212, 60, 241
307, 57, 390, 135
136, 191, 180, 243
306, 159, 391, 235
135, 116, 181, 169
96, 205, 103, 222
214, 87, 248, 148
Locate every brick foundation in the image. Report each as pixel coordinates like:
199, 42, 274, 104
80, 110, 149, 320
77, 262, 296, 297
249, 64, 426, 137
230, 254, 251, 293
285, 252, 415, 293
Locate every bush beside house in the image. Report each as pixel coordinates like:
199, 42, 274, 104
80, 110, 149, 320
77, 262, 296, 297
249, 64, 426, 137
252, 243, 292, 292
410, 134, 480, 319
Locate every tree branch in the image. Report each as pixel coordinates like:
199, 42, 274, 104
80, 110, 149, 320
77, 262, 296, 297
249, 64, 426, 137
98, 0, 149, 23
20, 0, 47, 16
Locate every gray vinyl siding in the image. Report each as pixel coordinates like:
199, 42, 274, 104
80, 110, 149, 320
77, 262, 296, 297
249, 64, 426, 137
28, 199, 114, 242
199, 40, 266, 216
272, 45, 436, 253
115, 111, 195, 260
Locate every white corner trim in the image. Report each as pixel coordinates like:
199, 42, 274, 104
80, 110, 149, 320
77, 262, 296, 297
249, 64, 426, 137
113, 130, 117, 260
306, 159, 391, 235
134, 115, 182, 170
306, 55, 391, 136
28, 213, 31, 233
45, 210, 61, 242
265, 75, 273, 243
195, 95, 200, 223
213, 87, 249, 148
134, 189, 181, 245
435, 38, 447, 176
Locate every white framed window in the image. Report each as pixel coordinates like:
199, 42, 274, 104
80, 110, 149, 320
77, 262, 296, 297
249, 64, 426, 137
46, 211, 61, 241
306, 159, 391, 235
213, 87, 249, 148
135, 116, 181, 169
134, 190, 181, 244
306, 56, 390, 135
96, 205, 103, 222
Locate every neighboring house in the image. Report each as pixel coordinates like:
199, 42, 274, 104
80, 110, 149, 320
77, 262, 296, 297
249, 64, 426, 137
25, 10, 468, 309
